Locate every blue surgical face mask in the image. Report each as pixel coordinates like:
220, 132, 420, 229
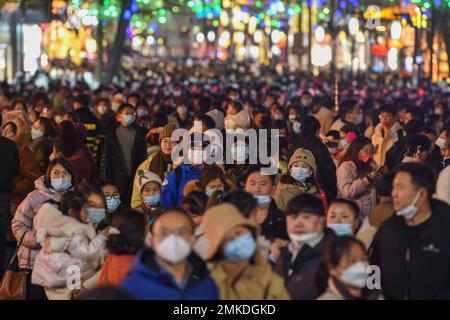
51, 178, 72, 192
292, 121, 301, 134
222, 233, 256, 262
254, 195, 271, 207
144, 194, 160, 207
122, 114, 136, 126
290, 167, 310, 183
106, 197, 121, 213
355, 114, 363, 125
87, 208, 106, 224
327, 223, 353, 236
341, 138, 349, 148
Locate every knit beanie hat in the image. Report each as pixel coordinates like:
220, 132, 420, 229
288, 148, 317, 173
136, 169, 163, 192
159, 123, 178, 142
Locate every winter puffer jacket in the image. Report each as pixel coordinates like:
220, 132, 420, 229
336, 160, 377, 221
31, 203, 106, 289
11, 176, 62, 269
160, 163, 201, 208
120, 248, 219, 300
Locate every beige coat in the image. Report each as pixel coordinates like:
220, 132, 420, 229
372, 122, 402, 166
336, 161, 377, 221
209, 251, 290, 300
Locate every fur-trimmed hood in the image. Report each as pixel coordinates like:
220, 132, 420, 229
2, 110, 31, 150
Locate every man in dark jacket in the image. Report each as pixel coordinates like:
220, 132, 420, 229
100, 103, 147, 204
274, 194, 336, 300
0, 113, 20, 276
74, 94, 101, 151
121, 209, 219, 300
370, 163, 450, 300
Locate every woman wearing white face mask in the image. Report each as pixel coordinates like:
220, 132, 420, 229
200, 203, 290, 300
11, 158, 74, 299
30, 117, 58, 173
317, 236, 381, 300
273, 148, 326, 213
31, 191, 109, 300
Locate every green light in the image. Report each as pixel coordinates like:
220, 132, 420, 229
213, 20, 219, 27
318, 12, 326, 19
143, 0, 150, 3
135, 21, 142, 28
423, 2, 431, 8
288, 8, 295, 15
295, 5, 301, 13
104, 0, 110, 6
256, 1, 263, 7
187, 1, 195, 7
173, 6, 180, 13
258, 12, 265, 19
159, 8, 166, 15
159, 16, 167, 23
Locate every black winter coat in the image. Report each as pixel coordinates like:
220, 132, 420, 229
99, 122, 148, 203
370, 199, 450, 300
274, 229, 336, 300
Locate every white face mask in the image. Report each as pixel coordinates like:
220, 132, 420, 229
31, 128, 44, 140
111, 102, 120, 113
97, 106, 108, 115
436, 137, 447, 150
188, 149, 204, 165
327, 223, 353, 236
396, 189, 423, 220
288, 114, 297, 122
340, 261, 369, 288
254, 195, 271, 207
289, 232, 321, 244
154, 234, 191, 264
354, 114, 364, 125
232, 145, 248, 162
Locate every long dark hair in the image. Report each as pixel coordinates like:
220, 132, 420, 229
60, 191, 86, 222
106, 209, 147, 255
343, 136, 374, 176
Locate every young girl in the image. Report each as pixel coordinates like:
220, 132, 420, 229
273, 148, 327, 212
135, 169, 162, 226
98, 209, 147, 287
31, 191, 109, 300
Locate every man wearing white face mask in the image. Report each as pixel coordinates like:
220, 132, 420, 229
120, 209, 219, 300
274, 194, 336, 300
244, 165, 289, 244
370, 163, 450, 300
99, 103, 148, 204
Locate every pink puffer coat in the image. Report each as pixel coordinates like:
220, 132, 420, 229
11, 176, 62, 269
31, 203, 106, 289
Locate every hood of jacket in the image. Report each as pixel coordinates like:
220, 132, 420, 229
374, 121, 402, 137
2, 110, 31, 150
201, 203, 259, 261
34, 175, 63, 202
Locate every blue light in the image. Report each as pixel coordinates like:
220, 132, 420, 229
340, 0, 347, 8
123, 9, 131, 20
434, 0, 442, 6
404, 0, 409, 5
335, 9, 342, 17
131, 2, 138, 14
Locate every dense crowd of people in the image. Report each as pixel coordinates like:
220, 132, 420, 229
0, 61, 450, 300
